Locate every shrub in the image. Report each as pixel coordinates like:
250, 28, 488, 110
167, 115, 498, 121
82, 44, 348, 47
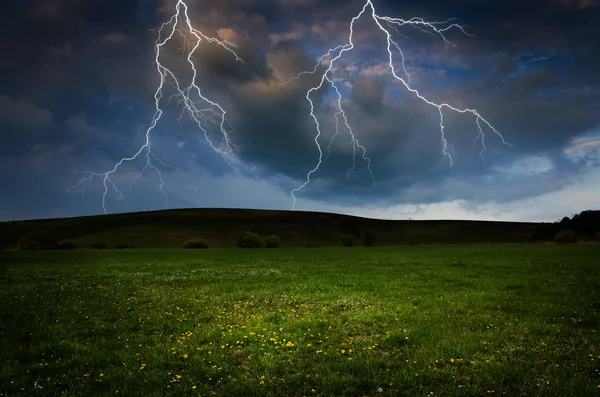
263, 234, 281, 248
88, 242, 109, 250
237, 231, 264, 248
181, 239, 209, 249
341, 234, 356, 247
362, 228, 377, 247
554, 229, 578, 244
115, 244, 135, 249
56, 241, 76, 250
18, 232, 57, 250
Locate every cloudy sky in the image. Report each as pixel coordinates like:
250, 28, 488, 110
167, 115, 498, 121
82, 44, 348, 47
1, 0, 599, 222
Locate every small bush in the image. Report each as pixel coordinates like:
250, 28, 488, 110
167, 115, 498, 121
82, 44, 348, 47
181, 239, 209, 249
88, 242, 109, 250
554, 229, 578, 243
115, 244, 135, 249
263, 234, 281, 248
362, 228, 377, 247
56, 241, 76, 250
237, 231, 264, 248
18, 232, 57, 250
341, 234, 356, 247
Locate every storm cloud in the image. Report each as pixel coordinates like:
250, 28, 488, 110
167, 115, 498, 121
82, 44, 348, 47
0, 0, 598, 220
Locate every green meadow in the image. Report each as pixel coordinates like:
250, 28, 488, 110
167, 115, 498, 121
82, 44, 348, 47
1, 244, 599, 396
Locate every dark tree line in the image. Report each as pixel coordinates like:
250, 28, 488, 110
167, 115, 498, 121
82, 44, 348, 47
529, 210, 600, 241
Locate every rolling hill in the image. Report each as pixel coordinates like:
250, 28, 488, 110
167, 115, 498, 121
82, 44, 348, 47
0, 208, 540, 249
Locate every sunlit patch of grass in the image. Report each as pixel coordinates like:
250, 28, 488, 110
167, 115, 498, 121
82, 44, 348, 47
0, 244, 599, 396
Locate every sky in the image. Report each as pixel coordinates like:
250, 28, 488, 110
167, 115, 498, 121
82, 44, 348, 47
0, 0, 599, 222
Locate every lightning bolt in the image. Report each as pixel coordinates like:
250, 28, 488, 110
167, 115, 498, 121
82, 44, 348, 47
69, 0, 245, 214
280, 0, 513, 210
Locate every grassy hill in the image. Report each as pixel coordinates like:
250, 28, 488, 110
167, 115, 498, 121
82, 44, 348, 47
0, 208, 539, 249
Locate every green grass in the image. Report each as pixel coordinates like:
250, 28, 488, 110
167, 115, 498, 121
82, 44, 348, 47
1, 244, 599, 396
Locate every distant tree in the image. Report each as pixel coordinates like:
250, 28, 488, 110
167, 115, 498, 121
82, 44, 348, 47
571, 210, 600, 236
530, 210, 600, 241
341, 234, 356, 247
361, 228, 377, 247
554, 229, 578, 244
18, 232, 57, 250
237, 231, 264, 248
182, 239, 209, 249
559, 216, 571, 225
263, 234, 281, 248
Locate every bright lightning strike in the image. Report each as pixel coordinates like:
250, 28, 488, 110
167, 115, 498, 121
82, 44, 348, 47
69, 0, 245, 214
281, 0, 513, 210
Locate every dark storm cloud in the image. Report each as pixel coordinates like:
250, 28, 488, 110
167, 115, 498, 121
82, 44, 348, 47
1, 0, 155, 89
226, 45, 334, 176
0, 95, 54, 130
349, 77, 385, 116
0, 0, 599, 219
216, 0, 600, 206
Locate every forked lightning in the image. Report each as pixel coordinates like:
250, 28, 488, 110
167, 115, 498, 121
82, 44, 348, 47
280, 0, 513, 209
69, 0, 244, 214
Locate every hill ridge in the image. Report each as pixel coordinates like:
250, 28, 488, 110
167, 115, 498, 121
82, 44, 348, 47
0, 208, 540, 249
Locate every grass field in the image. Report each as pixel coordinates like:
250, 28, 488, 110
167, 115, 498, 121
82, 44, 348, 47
1, 244, 599, 396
